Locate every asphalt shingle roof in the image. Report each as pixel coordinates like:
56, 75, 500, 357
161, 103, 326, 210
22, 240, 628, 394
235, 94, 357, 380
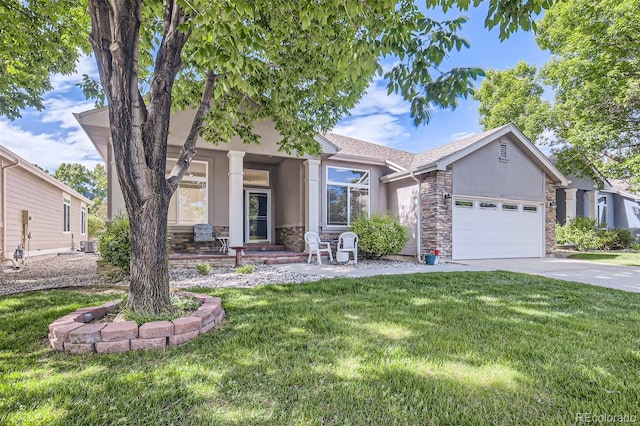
326, 125, 510, 171
324, 133, 414, 169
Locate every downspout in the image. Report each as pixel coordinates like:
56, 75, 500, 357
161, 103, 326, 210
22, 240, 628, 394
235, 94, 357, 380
409, 171, 422, 261
1, 157, 20, 263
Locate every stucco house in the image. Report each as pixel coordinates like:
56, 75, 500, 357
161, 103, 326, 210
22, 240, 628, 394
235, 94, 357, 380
76, 107, 567, 260
554, 162, 640, 235
0, 145, 92, 263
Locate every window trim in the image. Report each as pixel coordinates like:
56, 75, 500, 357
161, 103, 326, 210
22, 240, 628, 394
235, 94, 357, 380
80, 203, 87, 235
325, 165, 371, 227
63, 195, 71, 234
167, 158, 208, 226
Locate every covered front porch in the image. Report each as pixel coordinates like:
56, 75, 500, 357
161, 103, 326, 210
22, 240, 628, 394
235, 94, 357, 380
165, 148, 323, 260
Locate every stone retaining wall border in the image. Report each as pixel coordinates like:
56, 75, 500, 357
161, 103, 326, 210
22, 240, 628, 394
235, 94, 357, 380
48, 292, 224, 354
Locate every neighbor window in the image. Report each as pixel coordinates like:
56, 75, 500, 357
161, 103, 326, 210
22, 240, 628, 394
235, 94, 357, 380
167, 159, 208, 225
597, 196, 607, 226
81, 203, 87, 235
326, 166, 369, 226
63, 196, 71, 233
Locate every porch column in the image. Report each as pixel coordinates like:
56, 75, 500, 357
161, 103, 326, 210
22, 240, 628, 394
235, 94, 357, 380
304, 159, 321, 235
565, 188, 578, 223
228, 151, 245, 255
586, 190, 597, 219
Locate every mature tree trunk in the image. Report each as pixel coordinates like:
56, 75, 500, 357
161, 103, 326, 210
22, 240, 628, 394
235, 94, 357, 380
126, 195, 172, 313
87, 0, 209, 314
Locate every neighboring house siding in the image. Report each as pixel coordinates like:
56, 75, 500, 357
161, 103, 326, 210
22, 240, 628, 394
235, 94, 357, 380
5, 167, 81, 254
613, 195, 640, 230
452, 138, 544, 201
387, 178, 418, 256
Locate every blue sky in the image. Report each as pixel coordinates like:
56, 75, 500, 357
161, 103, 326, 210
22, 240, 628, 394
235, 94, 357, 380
0, 4, 550, 172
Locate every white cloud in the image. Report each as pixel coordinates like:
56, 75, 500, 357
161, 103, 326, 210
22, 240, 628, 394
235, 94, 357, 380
332, 114, 410, 146
448, 131, 476, 141
0, 120, 102, 172
41, 98, 97, 129
350, 77, 410, 117
50, 54, 99, 93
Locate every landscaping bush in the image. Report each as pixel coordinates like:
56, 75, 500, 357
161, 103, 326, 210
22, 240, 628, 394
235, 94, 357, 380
556, 217, 633, 251
196, 263, 212, 275
87, 214, 105, 240
555, 217, 601, 251
599, 228, 633, 250
98, 214, 131, 272
350, 213, 409, 259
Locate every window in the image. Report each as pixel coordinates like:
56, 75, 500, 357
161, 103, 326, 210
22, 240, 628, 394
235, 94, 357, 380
479, 202, 498, 209
455, 200, 474, 208
243, 169, 269, 186
523, 205, 538, 212
326, 166, 369, 226
167, 159, 208, 225
597, 196, 607, 226
502, 204, 518, 211
81, 204, 87, 235
63, 196, 71, 233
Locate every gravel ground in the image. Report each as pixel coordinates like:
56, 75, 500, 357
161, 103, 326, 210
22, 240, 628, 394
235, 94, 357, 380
0, 254, 418, 296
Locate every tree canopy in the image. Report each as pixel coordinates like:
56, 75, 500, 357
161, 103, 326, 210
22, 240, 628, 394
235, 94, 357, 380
0, 0, 90, 119
53, 163, 107, 215
473, 61, 551, 142
474, 0, 640, 187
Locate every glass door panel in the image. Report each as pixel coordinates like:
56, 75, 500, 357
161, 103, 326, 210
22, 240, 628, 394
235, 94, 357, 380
245, 190, 270, 242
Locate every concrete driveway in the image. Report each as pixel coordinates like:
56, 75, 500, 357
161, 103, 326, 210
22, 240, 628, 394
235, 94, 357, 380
457, 258, 640, 293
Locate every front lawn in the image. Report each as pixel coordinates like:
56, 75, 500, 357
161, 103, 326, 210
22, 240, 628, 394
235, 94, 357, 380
2, 272, 640, 425
568, 251, 640, 266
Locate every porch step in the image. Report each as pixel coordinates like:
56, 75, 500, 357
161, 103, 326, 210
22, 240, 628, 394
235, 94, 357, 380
243, 244, 287, 252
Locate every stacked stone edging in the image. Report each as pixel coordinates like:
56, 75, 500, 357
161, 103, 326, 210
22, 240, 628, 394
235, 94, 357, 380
48, 292, 225, 354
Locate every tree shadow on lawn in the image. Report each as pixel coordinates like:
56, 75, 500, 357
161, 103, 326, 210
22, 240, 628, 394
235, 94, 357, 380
2, 273, 640, 424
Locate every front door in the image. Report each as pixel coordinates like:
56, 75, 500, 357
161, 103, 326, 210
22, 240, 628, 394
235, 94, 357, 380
245, 189, 271, 243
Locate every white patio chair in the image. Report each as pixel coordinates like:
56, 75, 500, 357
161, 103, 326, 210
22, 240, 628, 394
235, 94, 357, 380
338, 232, 358, 264
304, 231, 333, 265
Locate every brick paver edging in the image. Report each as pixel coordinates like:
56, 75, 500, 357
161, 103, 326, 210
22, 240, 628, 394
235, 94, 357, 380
48, 292, 225, 354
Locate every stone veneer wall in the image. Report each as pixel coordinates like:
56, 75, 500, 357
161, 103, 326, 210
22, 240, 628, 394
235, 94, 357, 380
48, 292, 224, 354
420, 170, 453, 260
275, 226, 305, 252
545, 177, 557, 257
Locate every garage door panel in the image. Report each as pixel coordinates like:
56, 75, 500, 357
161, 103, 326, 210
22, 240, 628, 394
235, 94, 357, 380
452, 198, 543, 260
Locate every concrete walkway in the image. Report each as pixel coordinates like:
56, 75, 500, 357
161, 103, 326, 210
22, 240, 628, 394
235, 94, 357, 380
273, 258, 640, 293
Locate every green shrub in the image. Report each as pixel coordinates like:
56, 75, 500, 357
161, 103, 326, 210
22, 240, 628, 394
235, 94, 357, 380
556, 217, 633, 251
599, 228, 633, 250
87, 214, 105, 240
98, 214, 131, 272
196, 263, 212, 275
555, 217, 600, 251
235, 264, 255, 274
350, 213, 409, 259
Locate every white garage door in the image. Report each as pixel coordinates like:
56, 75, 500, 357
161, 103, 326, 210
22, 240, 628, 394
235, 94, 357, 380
452, 198, 544, 260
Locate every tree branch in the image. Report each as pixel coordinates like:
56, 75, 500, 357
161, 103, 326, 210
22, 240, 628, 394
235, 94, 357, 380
166, 71, 217, 193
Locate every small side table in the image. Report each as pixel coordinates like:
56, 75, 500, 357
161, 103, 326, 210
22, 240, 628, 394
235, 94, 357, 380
229, 246, 247, 267
217, 237, 229, 253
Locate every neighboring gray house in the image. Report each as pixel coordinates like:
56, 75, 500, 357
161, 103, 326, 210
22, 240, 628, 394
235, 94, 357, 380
598, 179, 640, 234
77, 107, 567, 260
553, 161, 640, 235
0, 145, 92, 263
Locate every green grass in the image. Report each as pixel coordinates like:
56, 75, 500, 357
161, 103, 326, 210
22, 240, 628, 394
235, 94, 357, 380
568, 251, 640, 266
2, 272, 640, 425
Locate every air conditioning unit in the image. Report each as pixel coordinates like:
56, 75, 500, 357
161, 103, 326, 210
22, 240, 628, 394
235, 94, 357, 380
81, 241, 96, 253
